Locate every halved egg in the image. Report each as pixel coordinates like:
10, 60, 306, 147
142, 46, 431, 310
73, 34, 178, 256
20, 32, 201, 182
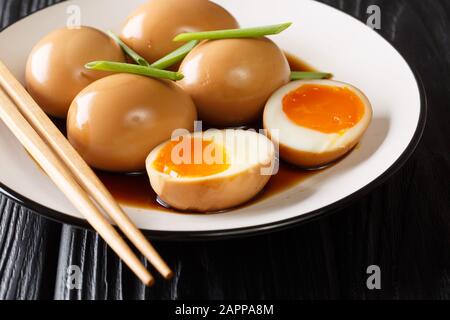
146, 129, 276, 212
264, 79, 372, 168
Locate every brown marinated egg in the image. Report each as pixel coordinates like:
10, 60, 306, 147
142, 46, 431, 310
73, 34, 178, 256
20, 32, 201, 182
67, 74, 197, 172
120, 0, 239, 63
178, 37, 291, 127
26, 26, 126, 118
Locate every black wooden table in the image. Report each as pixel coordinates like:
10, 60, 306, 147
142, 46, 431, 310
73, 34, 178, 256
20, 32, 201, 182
0, 0, 449, 300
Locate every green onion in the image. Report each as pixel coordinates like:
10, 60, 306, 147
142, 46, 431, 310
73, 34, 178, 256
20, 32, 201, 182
290, 71, 332, 81
107, 31, 150, 67
85, 61, 184, 81
173, 22, 292, 42
109, 30, 198, 70
151, 40, 199, 69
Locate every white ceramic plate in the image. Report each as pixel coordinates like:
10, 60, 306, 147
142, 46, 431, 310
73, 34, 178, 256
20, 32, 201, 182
0, 0, 425, 239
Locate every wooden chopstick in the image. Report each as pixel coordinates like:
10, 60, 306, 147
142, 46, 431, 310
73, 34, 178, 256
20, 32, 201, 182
0, 88, 154, 286
0, 60, 173, 280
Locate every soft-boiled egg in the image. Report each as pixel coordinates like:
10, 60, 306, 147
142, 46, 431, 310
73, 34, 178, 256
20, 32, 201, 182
26, 26, 126, 118
179, 37, 291, 127
264, 79, 372, 168
146, 129, 276, 212
120, 0, 239, 63
67, 74, 197, 172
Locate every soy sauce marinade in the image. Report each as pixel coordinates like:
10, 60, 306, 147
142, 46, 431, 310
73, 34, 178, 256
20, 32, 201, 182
96, 54, 322, 213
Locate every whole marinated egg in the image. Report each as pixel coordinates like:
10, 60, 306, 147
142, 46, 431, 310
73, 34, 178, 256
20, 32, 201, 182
67, 74, 197, 172
146, 129, 276, 212
179, 37, 291, 126
264, 79, 373, 168
120, 0, 239, 63
26, 26, 126, 118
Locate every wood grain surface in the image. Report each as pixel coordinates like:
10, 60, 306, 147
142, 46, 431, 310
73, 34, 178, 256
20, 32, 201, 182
0, 0, 449, 300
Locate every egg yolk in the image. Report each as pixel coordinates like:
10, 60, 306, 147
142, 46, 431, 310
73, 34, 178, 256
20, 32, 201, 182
153, 138, 230, 178
282, 84, 365, 134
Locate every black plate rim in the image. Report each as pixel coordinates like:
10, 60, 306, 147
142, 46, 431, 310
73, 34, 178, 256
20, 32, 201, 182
0, 0, 428, 241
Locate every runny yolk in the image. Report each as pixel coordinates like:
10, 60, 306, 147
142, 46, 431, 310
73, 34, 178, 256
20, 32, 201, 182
153, 137, 230, 178
282, 84, 365, 134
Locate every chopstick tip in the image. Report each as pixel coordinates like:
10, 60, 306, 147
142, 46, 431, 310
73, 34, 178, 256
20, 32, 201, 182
145, 276, 156, 287
163, 269, 175, 280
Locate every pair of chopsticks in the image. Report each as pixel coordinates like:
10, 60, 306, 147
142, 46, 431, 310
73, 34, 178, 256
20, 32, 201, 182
0, 60, 172, 286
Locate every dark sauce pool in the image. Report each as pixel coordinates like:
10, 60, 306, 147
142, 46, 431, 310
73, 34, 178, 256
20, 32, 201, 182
96, 162, 318, 212
95, 54, 324, 212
